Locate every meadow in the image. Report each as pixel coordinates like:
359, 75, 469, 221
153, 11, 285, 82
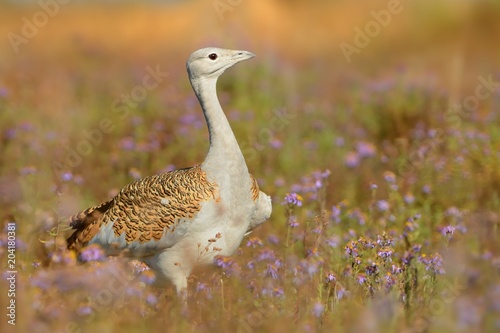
0, 1, 500, 332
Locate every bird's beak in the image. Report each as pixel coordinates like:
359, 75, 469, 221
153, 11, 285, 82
232, 50, 256, 62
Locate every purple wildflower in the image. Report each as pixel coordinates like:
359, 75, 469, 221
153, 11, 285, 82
257, 249, 276, 261
228, 110, 241, 120
0, 86, 8, 98
274, 178, 285, 187
404, 219, 418, 234
377, 247, 394, 260
331, 205, 341, 223
481, 251, 492, 260
20, 166, 37, 175
325, 235, 340, 248
180, 113, 203, 128
419, 253, 445, 274
49, 252, 62, 264
337, 287, 348, 300
140, 270, 156, 285
214, 256, 233, 269
125, 285, 143, 297
215, 256, 240, 277
439, 225, 456, 237
31, 271, 51, 290
196, 283, 208, 293
130, 116, 143, 127
344, 151, 360, 168
130, 260, 150, 274
385, 273, 397, 291
272, 287, 284, 298
265, 263, 280, 279
313, 169, 330, 182
446, 207, 462, 218
288, 215, 299, 228
376, 200, 390, 212
128, 167, 142, 180
365, 262, 378, 276
307, 248, 320, 257
196, 282, 214, 299
262, 287, 284, 298
62, 171, 73, 181
391, 264, 403, 274
164, 164, 176, 172
246, 236, 263, 248
456, 224, 467, 234
356, 141, 376, 158
300, 259, 320, 277
401, 251, 414, 266
4, 128, 16, 140
376, 234, 394, 247
19, 122, 34, 132
80, 245, 104, 262
282, 193, 303, 207
350, 209, 366, 225
360, 238, 375, 249
345, 241, 359, 257
261, 287, 276, 297
312, 227, 322, 234
422, 184, 432, 194
312, 302, 325, 318
411, 244, 422, 253
270, 139, 283, 149
383, 171, 396, 183
287, 170, 329, 201
120, 137, 135, 150
357, 274, 366, 285
267, 234, 280, 245
404, 193, 415, 204
325, 272, 336, 283
76, 306, 93, 316
146, 294, 158, 306
290, 183, 302, 193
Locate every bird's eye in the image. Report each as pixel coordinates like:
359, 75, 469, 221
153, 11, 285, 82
208, 53, 218, 60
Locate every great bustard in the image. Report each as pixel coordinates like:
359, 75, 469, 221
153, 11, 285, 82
67, 47, 272, 295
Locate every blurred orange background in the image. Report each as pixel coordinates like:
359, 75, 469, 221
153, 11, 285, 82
1, 0, 499, 202
1, 0, 499, 80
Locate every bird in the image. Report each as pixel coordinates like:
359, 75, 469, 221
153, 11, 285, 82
66, 47, 272, 296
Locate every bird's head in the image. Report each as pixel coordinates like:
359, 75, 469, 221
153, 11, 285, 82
187, 47, 255, 81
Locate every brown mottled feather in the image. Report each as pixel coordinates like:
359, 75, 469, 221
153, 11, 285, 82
250, 174, 259, 201
67, 166, 219, 250
67, 200, 113, 252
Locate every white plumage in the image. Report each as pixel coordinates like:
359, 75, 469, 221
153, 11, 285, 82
67, 47, 272, 295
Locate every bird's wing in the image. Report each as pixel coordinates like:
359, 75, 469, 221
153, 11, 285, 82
67, 200, 113, 252
67, 165, 219, 252
249, 174, 260, 201
245, 174, 272, 236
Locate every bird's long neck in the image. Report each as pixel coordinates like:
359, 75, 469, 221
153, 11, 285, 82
190, 77, 248, 176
